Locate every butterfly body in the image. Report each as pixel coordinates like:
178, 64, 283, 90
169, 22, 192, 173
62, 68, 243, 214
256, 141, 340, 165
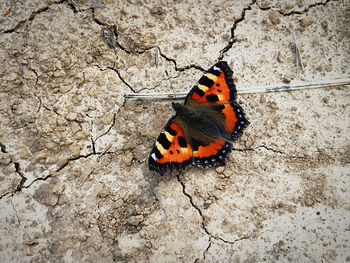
149, 61, 249, 175
172, 102, 231, 140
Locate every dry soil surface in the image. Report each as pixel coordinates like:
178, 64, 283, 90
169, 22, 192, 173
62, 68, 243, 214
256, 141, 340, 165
0, 0, 349, 262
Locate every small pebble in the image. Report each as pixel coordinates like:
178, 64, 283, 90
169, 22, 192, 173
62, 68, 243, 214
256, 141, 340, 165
3, 8, 11, 16
259, 0, 272, 9
128, 215, 144, 226
66, 112, 77, 121
300, 17, 314, 27
277, 51, 285, 63
215, 166, 225, 174
269, 11, 280, 25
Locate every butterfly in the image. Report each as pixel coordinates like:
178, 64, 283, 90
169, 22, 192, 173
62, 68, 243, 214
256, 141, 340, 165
148, 61, 249, 175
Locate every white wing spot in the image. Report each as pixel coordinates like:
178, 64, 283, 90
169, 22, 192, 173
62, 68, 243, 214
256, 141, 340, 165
213, 65, 220, 71
151, 153, 157, 161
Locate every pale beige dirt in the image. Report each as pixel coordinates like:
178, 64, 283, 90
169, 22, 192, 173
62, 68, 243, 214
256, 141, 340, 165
0, 0, 349, 262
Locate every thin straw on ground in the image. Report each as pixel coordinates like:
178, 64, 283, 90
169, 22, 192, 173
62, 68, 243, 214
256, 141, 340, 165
124, 78, 350, 100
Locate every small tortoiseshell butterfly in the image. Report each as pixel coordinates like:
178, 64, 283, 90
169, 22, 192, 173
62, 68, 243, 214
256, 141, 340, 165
148, 61, 249, 175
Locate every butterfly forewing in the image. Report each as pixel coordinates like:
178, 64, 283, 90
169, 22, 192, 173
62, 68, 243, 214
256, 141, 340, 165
185, 61, 236, 105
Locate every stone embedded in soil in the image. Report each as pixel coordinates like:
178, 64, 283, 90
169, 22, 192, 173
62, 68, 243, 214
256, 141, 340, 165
127, 215, 144, 226
268, 11, 281, 25
66, 112, 78, 121
35, 148, 49, 160
70, 144, 81, 158
300, 17, 314, 27
0, 153, 12, 165
33, 183, 59, 206
114, 199, 124, 208
59, 85, 73, 94
97, 188, 110, 198
122, 151, 134, 167
279, 2, 294, 14
215, 166, 225, 174
259, 0, 272, 9
277, 51, 285, 63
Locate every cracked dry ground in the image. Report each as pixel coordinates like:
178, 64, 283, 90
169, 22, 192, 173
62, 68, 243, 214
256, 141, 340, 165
0, 0, 349, 262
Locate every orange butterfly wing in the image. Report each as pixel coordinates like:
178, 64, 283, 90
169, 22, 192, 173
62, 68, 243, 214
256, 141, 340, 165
148, 117, 193, 175
185, 61, 248, 140
191, 138, 232, 167
185, 61, 236, 105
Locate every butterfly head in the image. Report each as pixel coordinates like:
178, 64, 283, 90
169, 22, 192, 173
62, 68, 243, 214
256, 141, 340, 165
171, 102, 182, 112
172, 102, 193, 119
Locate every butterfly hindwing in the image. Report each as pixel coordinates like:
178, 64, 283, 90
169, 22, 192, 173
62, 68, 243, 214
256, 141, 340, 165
191, 138, 232, 167
209, 101, 249, 140
148, 117, 193, 175
230, 101, 249, 141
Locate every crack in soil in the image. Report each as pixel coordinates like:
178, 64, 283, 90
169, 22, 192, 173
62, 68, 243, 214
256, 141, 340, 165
1, 0, 65, 35
89, 8, 205, 86
95, 112, 117, 141
66, 0, 79, 13
9, 200, 37, 244
0, 143, 7, 153
195, 240, 212, 263
0, 191, 12, 200
0, 143, 29, 199
0, 173, 52, 201
218, 0, 257, 60
108, 65, 136, 93
90, 137, 97, 154
90, 110, 118, 155
218, 0, 334, 60
90, 6, 153, 55
94, 64, 136, 93
91, 7, 205, 74
255, 0, 335, 14
14, 162, 27, 191
10, 200, 22, 225
257, 145, 285, 155
0, 151, 101, 200
157, 48, 205, 72
203, 240, 212, 261
231, 144, 313, 158
177, 174, 251, 261
278, 0, 337, 16
35, 95, 61, 116
55, 152, 96, 172
231, 145, 285, 154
